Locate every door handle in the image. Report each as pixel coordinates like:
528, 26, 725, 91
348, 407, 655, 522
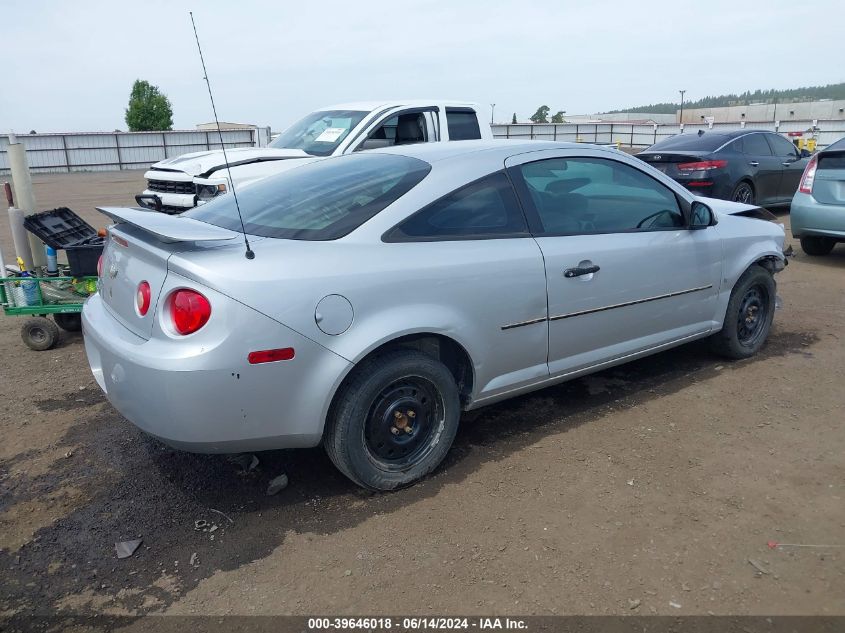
782, 161, 792, 166
749, 161, 759, 167
564, 264, 600, 278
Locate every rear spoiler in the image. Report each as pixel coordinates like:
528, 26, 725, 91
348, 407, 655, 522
96, 207, 240, 243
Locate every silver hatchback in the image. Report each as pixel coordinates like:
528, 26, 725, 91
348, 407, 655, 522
83, 141, 787, 490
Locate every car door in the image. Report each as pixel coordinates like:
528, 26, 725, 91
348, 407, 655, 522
384, 170, 550, 400
506, 149, 722, 378
741, 132, 781, 205
766, 133, 809, 201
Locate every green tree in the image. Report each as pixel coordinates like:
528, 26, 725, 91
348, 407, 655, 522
551, 111, 565, 123
529, 105, 550, 123
125, 80, 174, 131
511, 112, 518, 124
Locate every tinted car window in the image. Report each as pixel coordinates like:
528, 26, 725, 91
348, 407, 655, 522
446, 108, 482, 141
742, 133, 773, 156
186, 154, 431, 240
826, 137, 845, 151
516, 157, 684, 235
387, 171, 526, 241
767, 133, 799, 157
647, 133, 731, 152
727, 137, 744, 153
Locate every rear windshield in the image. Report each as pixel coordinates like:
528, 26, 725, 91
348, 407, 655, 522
185, 154, 431, 240
647, 133, 731, 152
824, 137, 845, 152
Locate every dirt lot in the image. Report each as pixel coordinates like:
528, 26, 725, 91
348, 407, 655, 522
1, 171, 843, 618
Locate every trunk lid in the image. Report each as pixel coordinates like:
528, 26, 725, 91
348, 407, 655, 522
638, 151, 707, 177
812, 151, 845, 205
96, 207, 241, 339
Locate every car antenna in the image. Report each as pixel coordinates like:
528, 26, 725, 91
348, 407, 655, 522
189, 11, 255, 260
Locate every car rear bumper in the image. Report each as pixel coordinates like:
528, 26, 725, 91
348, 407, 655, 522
82, 290, 351, 453
790, 192, 845, 239
671, 173, 733, 200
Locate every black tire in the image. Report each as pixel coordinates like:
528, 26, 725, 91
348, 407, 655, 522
21, 317, 60, 351
731, 181, 755, 205
799, 236, 835, 256
709, 266, 776, 360
54, 312, 82, 332
325, 349, 460, 491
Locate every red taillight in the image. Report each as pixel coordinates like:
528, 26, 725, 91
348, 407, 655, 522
799, 154, 818, 194
136, 281, 151, 316
170, 289, 211, 335
248, 348, 296, 364
677, 160, 728, 172
97, 255, 103, 277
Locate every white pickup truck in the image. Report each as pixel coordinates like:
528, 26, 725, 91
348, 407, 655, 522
138, 100, 491, 213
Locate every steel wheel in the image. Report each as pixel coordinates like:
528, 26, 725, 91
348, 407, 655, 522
364, 376, 444, 470
732, 182, 755, 204
736, 284, 769, 348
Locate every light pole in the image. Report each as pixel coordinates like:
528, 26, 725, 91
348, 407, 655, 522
679, 90, 686, 125
490, 103, 496, 125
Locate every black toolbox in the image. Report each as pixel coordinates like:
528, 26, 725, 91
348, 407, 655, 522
24, 207, 104, 277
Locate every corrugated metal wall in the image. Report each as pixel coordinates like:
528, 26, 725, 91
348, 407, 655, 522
0, 128, 261, 174
492, 119, 845, 150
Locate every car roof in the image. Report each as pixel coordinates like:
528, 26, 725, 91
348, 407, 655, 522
317, 99, 481, 113
368, 140, 614, 163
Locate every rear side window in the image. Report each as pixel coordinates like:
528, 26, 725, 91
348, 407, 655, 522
446, 108, 482, 141
185, 154, 431, 240
385, 171, 527, 241
766, 133, 799, 157
742, 134, 773, 156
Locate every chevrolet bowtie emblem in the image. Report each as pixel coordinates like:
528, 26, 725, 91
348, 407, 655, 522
108, 262, 118, 279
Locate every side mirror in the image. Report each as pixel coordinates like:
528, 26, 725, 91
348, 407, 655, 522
689, 201, 716, 229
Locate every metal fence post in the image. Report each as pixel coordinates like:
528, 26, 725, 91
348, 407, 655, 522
630, 125, 634, 148
206, 131, 211, 150
61, 135, 70, 173
115, 133, 123, 170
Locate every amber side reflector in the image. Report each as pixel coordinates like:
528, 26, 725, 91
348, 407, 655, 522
248, 348, 295, 364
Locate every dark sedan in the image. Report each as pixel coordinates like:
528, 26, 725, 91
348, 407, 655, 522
637, 130, 809, 207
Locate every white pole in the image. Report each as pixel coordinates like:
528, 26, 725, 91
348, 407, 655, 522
7, 133, 46, 268
8, 206, 34, 270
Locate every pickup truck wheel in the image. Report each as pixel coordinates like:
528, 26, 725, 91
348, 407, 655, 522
325, 350, 460, 491
709, 266, 776, 360
21, 317, 60, 351
799, 236, 835, 256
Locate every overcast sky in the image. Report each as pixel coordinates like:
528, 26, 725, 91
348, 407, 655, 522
2, 0, 842, 133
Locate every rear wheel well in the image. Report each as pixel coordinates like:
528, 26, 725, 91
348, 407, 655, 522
332, 334, 475, 414
735, 178, 755, 192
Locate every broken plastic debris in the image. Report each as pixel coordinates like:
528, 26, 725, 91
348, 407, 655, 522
267, 473, 289, 495
115, 539, 142, 559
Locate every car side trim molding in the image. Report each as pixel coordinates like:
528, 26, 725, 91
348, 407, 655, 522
548, 284, 714, 322
499, 284, 713, 331
500, 316, 547, 331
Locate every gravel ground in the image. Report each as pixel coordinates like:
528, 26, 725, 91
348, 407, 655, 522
0, 171, 843, 618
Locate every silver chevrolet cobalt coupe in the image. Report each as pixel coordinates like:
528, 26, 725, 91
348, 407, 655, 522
83, 141, 786, 490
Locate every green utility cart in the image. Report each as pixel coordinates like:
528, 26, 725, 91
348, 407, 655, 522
0, 275, 97, 350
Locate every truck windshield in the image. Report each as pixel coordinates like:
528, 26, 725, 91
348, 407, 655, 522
184, 153, 431, 240
268, 109, 368, 156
